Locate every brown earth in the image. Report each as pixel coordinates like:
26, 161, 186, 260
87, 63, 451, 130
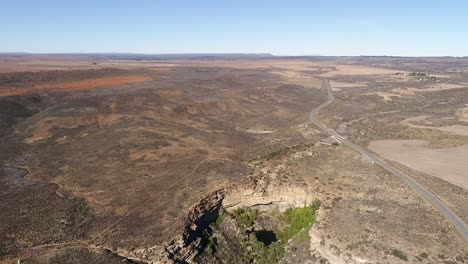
0, 60, 327, 263
368, 139, 468, 190
1, 56, 468, 263
0, 75, 152, 97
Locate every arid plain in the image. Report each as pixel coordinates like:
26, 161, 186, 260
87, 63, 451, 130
0, 55, 467, 263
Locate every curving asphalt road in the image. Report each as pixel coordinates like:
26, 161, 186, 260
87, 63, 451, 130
310, 77, 468, 241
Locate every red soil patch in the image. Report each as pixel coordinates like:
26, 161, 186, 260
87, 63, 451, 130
0, 76, 152, 97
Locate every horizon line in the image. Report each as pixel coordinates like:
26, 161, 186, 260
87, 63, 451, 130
0, 52, 466, 58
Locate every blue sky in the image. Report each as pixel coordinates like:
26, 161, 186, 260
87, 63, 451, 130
1, 0, 467, 56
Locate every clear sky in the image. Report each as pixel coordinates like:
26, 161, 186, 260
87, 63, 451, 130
1, 0, 467, 56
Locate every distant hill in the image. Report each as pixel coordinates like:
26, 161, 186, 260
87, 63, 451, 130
0, 52, 275, 60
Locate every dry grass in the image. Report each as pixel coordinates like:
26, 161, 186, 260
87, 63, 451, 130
272, 70, 322, 88
456, 104, 468, 122
321, 64, 399, 77
3, 56, 468, 263
364, 83, 468, 101
0, 59, 99, 73
0, 75, 152, 97
330, 81, 368, 88
22, 115, 97, 143
401, 115, 468, 136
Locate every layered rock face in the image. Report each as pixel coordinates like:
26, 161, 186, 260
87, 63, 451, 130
166, 190, 225, 263
101, 191, 226, 263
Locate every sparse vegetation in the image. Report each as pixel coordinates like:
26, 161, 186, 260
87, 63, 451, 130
2, 56, 467, 263
214, 208, 225, 226
206, 236, 218, 255
391, 249, 408, 261
419, 252, 429, 258
252, 143, 316, 162
455, 255, 465, 263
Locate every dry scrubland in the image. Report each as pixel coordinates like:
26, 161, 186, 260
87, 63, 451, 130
0, 55, 467, 263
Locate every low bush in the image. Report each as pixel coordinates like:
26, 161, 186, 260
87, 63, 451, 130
233, 207, 259, 229
391, 249, 408, 261
279, 202, 319, 242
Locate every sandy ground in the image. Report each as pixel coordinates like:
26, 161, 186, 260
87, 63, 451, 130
368, 139, 468, 190
401, 115, 468, 136
363, 91, 395, 102
457, 104, 468, 122
330, 81, 368, 88
392, 83, 468, 94
272, 70, 322, 89
321, 65, 399, 77
364, 83, 468, 101
0, 57, 104, 72
0, 57, 333, 74
0, 76, 152, 97
162, 59, 330, 71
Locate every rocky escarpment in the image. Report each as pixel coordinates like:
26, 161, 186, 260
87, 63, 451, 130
114, 144, 331, 263
223, 184, 315, 212
160, 182, 318, 263
165, 190, 225, 263
223, 149, 317, 213
97, 190, 225, 264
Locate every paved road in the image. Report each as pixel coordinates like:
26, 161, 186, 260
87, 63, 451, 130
310, 77, 468, 241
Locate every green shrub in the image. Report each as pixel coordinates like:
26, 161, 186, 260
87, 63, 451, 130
233, 201, 320, 264
233, 207, 259, 229
206, 236, 217, 255
278, 201, 320, 242
214, 209, 225, 226
251, 240, 285, 264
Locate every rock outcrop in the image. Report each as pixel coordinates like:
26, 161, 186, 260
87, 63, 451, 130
165, 190, 225, 263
